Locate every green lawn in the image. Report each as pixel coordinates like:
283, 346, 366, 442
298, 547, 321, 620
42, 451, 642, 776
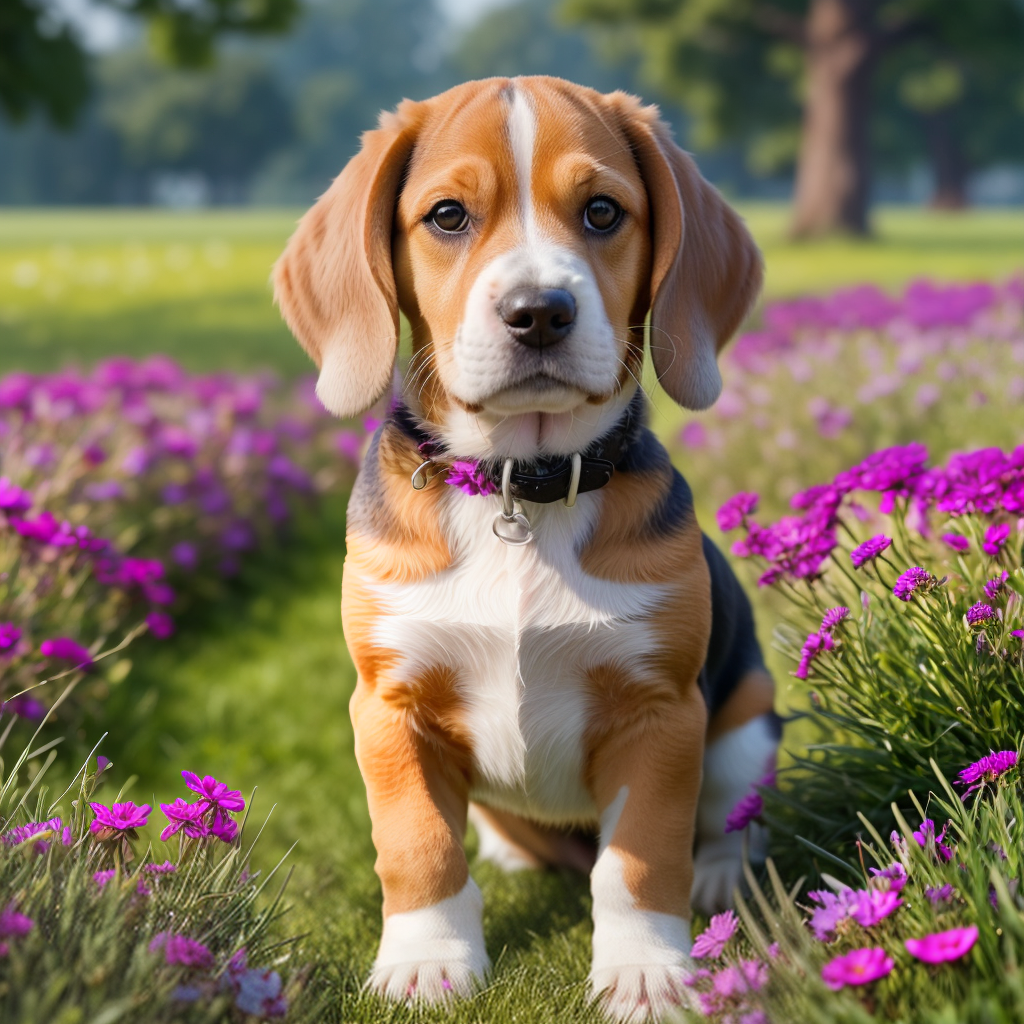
4, 205, 1023, 1021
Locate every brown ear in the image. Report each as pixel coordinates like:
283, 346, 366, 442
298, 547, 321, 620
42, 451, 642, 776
609, 95, 763, 410
273, 102, 423, 418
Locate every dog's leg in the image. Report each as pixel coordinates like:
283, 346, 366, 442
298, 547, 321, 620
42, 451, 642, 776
351, 681, 488, 1003
469, 803, 597, 873
692, 669, 778, 914
586, 688, 706, 1023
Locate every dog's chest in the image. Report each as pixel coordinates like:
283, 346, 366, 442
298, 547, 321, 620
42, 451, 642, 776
369, 490, 669, 823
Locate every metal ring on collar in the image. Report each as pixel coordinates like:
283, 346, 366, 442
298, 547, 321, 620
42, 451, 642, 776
564, 452, 583, 507
411, 460, 435, 490
500, 457, 516, 517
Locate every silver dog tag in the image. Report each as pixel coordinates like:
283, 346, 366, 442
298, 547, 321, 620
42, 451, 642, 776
492, 511, 532, 546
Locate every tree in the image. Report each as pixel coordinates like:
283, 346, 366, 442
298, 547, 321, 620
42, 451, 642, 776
564, 0, 1024, 237
0, 0, 299, 128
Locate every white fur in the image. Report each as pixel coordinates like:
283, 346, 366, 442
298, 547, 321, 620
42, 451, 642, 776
369, 487, 670, 825
590, 789, 694, 1022
369, 877, 489, 1002
467, 804, 538, 871
691, 714, 776, 914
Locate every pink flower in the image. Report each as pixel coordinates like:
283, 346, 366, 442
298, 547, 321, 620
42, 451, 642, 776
182, 771, 245, 813
905, 925, 978, 964
144, 860, 178, 874
808, 888, 857, 940
821, 947, 894, 990
210, 809, 238, 844
445, 460, 497, 496
942, 533, 970, 552
0, 623, 21, 653
150, 932, 215, 969
868, 862, 908, 893
691, 910, 738, 959
0, 907, 34, 943
93, 869, 117, 887
983, 523, 1011, 557
820, 606, 849, 632
717, 492, 759, 532
159, 799, 208, 841
40, 637, 93, 669
89, 800, 150, 837
3, 816, 71, 853
912, 819, 953, 861
850, 888, 902, 927
850, 535, 891, 568
3, 695, 47, 720
893, 567, 935, 601
146, 612, 175, 639
925, 884, 954, 904
795, 629, 834, 679
984, 571, 1009, 600
957, 750, 1017, 793
966, 602, 995, 626
0, 477, 33, 515
724, 792, 763, 833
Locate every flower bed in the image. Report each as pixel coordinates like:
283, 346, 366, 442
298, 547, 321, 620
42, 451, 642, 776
0, 729, 305, 1021
679, 278, 1024, 518
708, 440, 1024, 1022
0, 359, 360, 724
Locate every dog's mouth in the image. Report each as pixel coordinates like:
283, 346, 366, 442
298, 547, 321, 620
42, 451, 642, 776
481, 373, 592, 414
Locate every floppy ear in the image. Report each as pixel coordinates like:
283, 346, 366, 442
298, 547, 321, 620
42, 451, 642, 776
273, 102, 423, 418
609, 95, 763, 410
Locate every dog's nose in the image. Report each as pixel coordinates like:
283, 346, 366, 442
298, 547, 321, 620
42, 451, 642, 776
497, 288, 576, 350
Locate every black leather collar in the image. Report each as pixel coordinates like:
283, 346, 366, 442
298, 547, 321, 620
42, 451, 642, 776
391, 393, 644, 504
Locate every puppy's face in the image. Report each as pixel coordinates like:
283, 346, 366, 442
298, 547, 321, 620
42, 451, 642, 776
274, 76, 763, 460
392, 82, 651, 457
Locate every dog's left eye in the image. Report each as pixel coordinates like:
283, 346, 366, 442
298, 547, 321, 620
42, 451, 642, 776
427, 201, 469, 234
584, 196, 622, 233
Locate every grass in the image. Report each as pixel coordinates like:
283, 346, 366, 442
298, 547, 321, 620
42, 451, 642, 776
2, 205, 1022, 375
4, 203, 1022, 1020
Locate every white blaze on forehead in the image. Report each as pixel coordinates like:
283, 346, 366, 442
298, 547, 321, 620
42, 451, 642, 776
507, 86, 538, 239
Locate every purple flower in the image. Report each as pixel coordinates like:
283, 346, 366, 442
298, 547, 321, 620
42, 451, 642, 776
850, 535, 892, 568
820, 606, 849, 632
0, 477, 33, 515
691, 910, 738, 959
171, 541, 199, 570
149, 932, 215, 970
958, 750, 1018, 789
821, 947, 894, 990
89, 801, 151, 838
182, 771, 245, 813
210, 809, 238, 844
39, 637, 94, 669
893, 566, 935, 601
83, 481, 124, 502
3, 696, 47, 720
942, 533, 970, 552
234, 968, 287, 1017
146, 612, 175, 640
93, 869, 117, 888
795, 630, 834, 680
0, 907, 34, 940
983, 523, 1011, 557
2, 816, 72, 853
159, 799, 208, 842
0, 623, 20, 653
724, 792, 763, 833
868, 862, 908, 893
96, 755, 111, 774
905, 925, 978, 964
925, 884, 954, 904
984, 572, 1009, 600
717, 492, 759, 532
850, 888, 902, 927
445, 460, 498, 497
808, 888, 857, 940
912, 819, 953, 861
145, 860, 178, 874
966, 602, 995, 626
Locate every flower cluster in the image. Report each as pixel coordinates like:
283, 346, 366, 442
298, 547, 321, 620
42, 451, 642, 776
679, 278, 1024, 518
0, 359, 358, 724
159, 771, 245, 845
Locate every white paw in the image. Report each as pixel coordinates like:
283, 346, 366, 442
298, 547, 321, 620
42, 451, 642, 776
368, 878, 489, 1004
590, 964, 695, 1022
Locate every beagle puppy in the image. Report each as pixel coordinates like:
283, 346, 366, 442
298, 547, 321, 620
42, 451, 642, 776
274, 76, 777, 1022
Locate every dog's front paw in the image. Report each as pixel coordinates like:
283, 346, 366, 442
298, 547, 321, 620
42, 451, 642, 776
369, 878, 489, 1004
692, 826, 767, 914
590, 963, 694, 1023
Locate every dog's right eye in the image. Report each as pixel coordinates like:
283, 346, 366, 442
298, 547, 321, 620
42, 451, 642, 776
427, 201, 469, 234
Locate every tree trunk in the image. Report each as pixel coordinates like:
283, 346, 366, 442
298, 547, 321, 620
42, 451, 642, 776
790, 0, 877, 238
924, 109, 969, 210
